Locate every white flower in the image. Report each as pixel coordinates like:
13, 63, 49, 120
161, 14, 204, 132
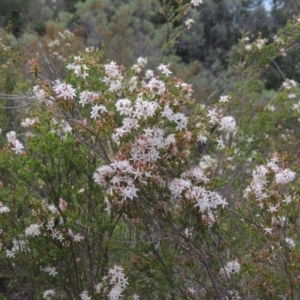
21, 118, 38, 127
173, 113, 188, 131
161, 104, 174, 120
0, 202, 9, 213
90, 104, 107, 119
80, 290, 91, 300
110, 160, 132, 172
219, 116, 236, 132
217, 136, 225, 149
283, 79, 297, 90
145, 69, 154, 79
107, 265, 129, 288
6, 250, 15, 258
147, 78, 166, 95
6, 131, 16, 143
191, 0, 202, 6
68, 63, 89, 78
105, 61, 119, 77
53, 81, 76, 100
266, 105, 275, 111
95, 282, 103, 293
187, 287, 196, 295
120, 184, 139, 201
25, 223, 41, 237
33, 85, 47, 99
228, 290, 241, 299
184, 166, 209, 183
200, 155, 216, 169
73, 234, 84, 242
294, 102, 300, 112
99, 266, 129, 300
108, 285, 123, 300
283, 195, 292, 204
288, 93, 296, 99
51, 232, 65, 242
267, 204, 278, 213
285, 237, 296, 249
280, 48, 287, 56
193, 188, 227, 213
43, 267, 58, 277
245, 44, 252, 51
115, 98, 132, 116
266, 156, 279, 172
137, 57, 147, 67
48, 204, 58, 214
6, 239, 28, 258
11, 140, 24, 154
247, 136, 254, 143
169, 179, 192, 199
132, 64, 141, 73
79, 91, 99, 106
12, 239, 27, 252
43, 289, 55, 299
108, 78, 123, 92
185, 18, 194, 29
256, 38, 267, 49
207, 108, 220, 125
85, 47, 94, 52
275, 169, 296, 184
220, 260, 241, 278
157, 64, 172, 76
133, 97, 159, 119
273, 35, 284, 44
219, 95, 231, 103
197, 133, 208, 143
128, 76, 138, 91
68, 229, 84, 242
264, 227, 272, 235
46, 218, 55, 231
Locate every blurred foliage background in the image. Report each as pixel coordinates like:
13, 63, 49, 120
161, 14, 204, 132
1, 0, 300, 168
1, 0, 300, 95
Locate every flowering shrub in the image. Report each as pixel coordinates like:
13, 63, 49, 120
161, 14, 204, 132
2, 2, 300, 299
0, 44, 233, 298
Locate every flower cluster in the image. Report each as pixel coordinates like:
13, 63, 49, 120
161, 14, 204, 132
43, 267, 58, 277
53, 80, 76, 100
6, 131, 24, 154
244, 156, 296, 204
169, 169, 227, 224
0, 202, 9, 213
185, 18, 195, 29
282, 78, 297, 90
57, 56, 227, 225
95, 265, 130, 299
6, 239, 28, 259
66, 55, 89, 79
